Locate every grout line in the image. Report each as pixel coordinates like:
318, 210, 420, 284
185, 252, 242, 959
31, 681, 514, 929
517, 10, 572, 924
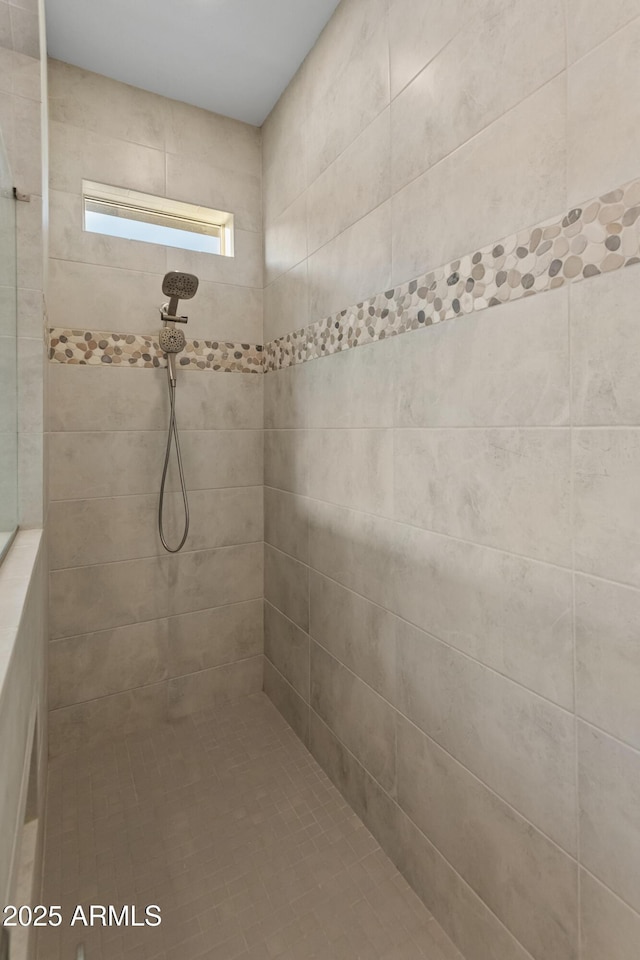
49, 593, 265, 644
50, 655, 263, 712
48, 596, 263, 645
50, 538, 264, 573
262, 482, 640, 595
307, 709, 540, 960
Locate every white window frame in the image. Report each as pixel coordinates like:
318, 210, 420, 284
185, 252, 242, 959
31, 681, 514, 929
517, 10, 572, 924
82, 180, 234, 256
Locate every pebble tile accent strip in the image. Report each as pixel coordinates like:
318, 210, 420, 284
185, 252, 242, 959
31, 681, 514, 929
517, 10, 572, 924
48, 328, 264, 373
265, 176, 640, 371
48, 177, 640, 376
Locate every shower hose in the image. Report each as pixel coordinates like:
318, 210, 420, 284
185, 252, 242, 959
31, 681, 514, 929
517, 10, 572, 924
158, 367, 190, 552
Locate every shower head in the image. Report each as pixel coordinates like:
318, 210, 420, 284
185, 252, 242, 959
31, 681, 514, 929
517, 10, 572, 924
162, 271, 199, 317
158, 325, 186, 354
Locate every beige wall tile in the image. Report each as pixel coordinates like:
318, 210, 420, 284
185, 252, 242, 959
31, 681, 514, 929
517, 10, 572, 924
264, 429, 309, 494
262, 71, 308, 222
394, 290, 570, 427
305, 6, 389, 185
571, 269, 640, 425
165, 152, 261, 233
306, 337, 396, 429
388, 0, 464, 98
264, 487, 309, 563
49, 429, 263, 500
264, 192, 307, 286
264, 260, 309, 344
567, 1, 640, 61
49, 486, 263, 568
574, 429, 640, 587
397, 618, 576, 852
49, 619, 170, 709
167, 656, 263, 719
48, 59, 166, 149
264, 600, 309, 701
391, 77, 566, 286
395, 810, 536, 960
49, 188, 168, 275
307, 428, 394, 517
396, 716, 578, 960
263, 658, 309, 745
309, 501, 574, 707
309, 710, 402, 860
579, 722, 640, 912
170, 542, 263, 617
48, 683, 168, 758
49, 119, 166, 196
48, 363, 263, 432
394, 427, 572, 565
391, 0, 564, 192
164, 97, 261, 178
263, 365, 308, 430
576, 576, 640, 750
306, 108, 390, 255
264, 543, 309, 631
580, 871, 640, 960
311, 642, 397, 794
308, 201, 392, 323
309, 571, 397, 706
50, 554, 170, 639
167, 599, 263, 677
568, 18, 640, 203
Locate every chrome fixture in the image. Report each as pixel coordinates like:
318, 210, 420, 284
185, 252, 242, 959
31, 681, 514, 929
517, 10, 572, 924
157, 271, 199, 553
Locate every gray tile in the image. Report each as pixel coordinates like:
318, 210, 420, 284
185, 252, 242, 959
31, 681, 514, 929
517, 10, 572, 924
48, 683, 168, 757
50, 554, 170, 640
48, 620, 170, 709
306, 336, 397, 429
394, 427, 572, 566
397, 618, 576, 852
571, 269, 640, 425
264, 543, 309, 631
263, 363, 308, 430
579, 721, 640, 912
169, 543, 263, 617
167, 657, 263, 719
580, 871, 640, 960
309, 571, 397, 706
395, 810, 535, 960
167, 599, 263, 677
310, 642, 396, 795
307, 428, 394, 517
309, 710, 402, 864
576, 575, 640, 750
396, 716, 578, 960
264, 429, 309, 495
49, 487, 263, 568
264, 487, 309, 563
264, 600, 310, 701
394, 289, 570, 427
49, 429, 263, 500
574, 429, 640, 588
390, 0, 564, 191
263, 658, 309, 746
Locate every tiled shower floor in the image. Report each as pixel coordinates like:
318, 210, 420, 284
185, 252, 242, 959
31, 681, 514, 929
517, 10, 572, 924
38, 694, 462, 960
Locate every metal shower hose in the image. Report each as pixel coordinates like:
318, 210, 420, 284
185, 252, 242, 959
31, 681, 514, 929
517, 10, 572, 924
158, 366, 189, 552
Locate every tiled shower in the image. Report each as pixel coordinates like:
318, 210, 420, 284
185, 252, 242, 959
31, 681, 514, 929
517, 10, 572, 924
1, 1, 640, 959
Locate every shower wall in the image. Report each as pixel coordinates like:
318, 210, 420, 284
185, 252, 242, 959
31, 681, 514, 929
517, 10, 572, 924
262, 2, 640, 959
47, 60, 264, 754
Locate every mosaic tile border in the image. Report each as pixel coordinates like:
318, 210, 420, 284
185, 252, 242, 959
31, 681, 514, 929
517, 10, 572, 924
264, 176, 640, 371
48, 176, 640, 376
48, 329, 264, 374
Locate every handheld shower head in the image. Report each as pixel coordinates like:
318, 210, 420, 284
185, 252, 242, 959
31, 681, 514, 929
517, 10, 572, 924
158, 326, 186, 354
162, 271, 199, 317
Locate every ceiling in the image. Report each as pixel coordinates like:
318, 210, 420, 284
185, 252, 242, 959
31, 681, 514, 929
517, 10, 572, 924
44, 0, 341, 126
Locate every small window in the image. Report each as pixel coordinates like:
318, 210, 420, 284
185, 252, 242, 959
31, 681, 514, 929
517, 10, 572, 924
82, 180, 234, 256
